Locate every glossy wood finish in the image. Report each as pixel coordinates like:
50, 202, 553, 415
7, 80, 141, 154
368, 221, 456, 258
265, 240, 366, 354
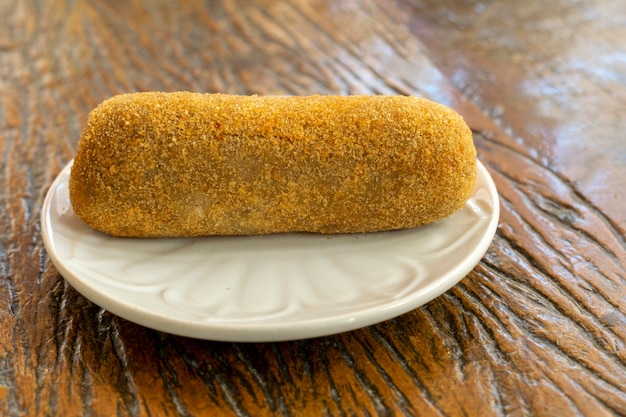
1, 0, 625, 415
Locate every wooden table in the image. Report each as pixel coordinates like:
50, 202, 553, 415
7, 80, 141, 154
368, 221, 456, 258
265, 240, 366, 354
2, 0, 625, 415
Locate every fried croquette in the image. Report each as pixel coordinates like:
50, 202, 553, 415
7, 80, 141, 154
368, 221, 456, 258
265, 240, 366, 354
69, 93, 476, 237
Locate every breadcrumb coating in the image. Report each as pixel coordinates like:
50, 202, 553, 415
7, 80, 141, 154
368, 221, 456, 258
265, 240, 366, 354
69, 93, 476, 237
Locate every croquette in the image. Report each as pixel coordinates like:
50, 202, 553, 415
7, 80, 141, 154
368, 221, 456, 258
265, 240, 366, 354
69, 93, 476, 237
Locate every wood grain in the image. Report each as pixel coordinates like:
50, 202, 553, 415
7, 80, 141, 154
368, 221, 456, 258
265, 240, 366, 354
1, 0, 625, 415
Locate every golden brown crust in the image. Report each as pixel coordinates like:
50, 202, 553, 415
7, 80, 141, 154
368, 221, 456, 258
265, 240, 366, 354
69, 93, 476, 237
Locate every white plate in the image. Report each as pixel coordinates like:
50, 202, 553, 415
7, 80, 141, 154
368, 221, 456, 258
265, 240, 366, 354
41, 160, 499, 342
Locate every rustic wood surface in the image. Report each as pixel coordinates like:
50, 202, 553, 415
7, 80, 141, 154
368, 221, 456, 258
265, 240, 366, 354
1, 0, 625, 415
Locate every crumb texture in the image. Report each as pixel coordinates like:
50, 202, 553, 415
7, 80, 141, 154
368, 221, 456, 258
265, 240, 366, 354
69, 93, 476, 237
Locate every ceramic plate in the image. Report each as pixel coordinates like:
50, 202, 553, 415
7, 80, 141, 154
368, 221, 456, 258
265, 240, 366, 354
41, 160, 499, 342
